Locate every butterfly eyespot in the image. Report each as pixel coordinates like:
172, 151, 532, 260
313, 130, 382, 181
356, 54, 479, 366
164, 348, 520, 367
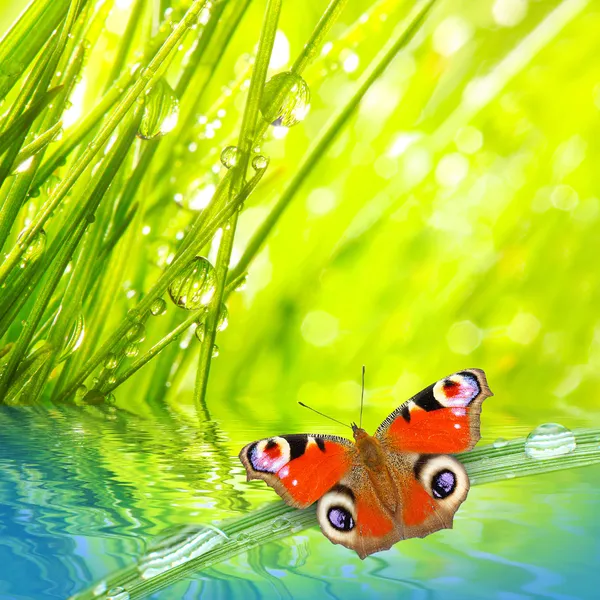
431, 469, 456, 499
433, 372, 480, 407
327, 506, 355, 531
247, 437, 291, 473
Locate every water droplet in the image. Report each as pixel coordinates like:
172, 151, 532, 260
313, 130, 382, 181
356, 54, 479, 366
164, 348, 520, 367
524, 423, 576, 460
106, 587, 130, 600
138, 79, 179, 140
58, 312, 85, 362
271, 517, 291, 532
127, 308, 142, 323
125, 343, 139, 358
235, 275, 248, 291
220, 145, 239, 169
126, 323, 146, 343
260, 71, 310, 128
82, 389, 106, 405
18, 228, 46, 264
252, 154, 269, 170
211, 344, 219, 357
195, 322, 205, 342
168, 256, 217, 310
217, 304, 228, 332
493, 438, 508, 449
150, 297, 167, 316
75, 384, 87, 397
104, 353, 118, 370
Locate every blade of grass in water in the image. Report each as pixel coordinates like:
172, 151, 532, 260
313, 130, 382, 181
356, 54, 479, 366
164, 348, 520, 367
67, 429, 600, 600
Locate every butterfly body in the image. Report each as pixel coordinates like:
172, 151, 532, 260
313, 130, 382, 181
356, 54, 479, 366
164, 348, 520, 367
240, 369, 492, 558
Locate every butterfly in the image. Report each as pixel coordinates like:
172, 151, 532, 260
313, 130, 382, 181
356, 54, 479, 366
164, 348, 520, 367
239, 369, 492, 558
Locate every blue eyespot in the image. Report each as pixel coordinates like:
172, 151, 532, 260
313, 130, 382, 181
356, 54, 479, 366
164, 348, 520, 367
432, 469, 456, 499
328, 506, 354, 531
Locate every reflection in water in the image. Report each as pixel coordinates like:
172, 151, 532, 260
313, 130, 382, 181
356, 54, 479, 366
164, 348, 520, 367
0, 407, 599, 599
0, 406, 247, 599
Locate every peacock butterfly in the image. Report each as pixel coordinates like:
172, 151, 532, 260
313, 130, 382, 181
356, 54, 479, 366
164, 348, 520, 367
239, 369, 492, 558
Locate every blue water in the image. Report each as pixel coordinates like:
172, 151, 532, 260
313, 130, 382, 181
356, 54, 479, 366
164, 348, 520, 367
1, 407, 599, 599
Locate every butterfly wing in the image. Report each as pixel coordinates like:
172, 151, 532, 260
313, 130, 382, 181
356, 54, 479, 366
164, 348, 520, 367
315, 452, 469, 559
239, 434, 354, 508
376, 369, 493, 453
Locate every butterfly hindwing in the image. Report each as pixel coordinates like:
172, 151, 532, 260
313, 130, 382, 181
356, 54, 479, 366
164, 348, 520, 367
239, 434, 353, 508
315, 451, 470, 558
316, 468, 400, 559
376, 369, 492, 454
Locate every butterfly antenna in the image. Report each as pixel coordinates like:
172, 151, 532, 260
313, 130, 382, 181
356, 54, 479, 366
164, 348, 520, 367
298, 402, 352, 430
359, 365, 366, 429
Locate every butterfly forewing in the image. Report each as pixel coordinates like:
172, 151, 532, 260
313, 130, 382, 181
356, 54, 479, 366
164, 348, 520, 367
239, 433, 353, 508
376, 369, 492, 454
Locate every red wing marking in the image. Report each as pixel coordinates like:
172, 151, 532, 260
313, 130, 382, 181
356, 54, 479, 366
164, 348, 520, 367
386, 407, 472, 454
355, 494, 395, 537
277, 440, 351, 506
401, 478, 436, 527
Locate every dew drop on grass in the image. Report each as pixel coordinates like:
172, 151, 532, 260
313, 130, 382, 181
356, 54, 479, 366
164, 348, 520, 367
271, 517, 291, 532
18, 228, 46, 265
138, 78, 179, 140
493, 438, 508, 448
260, 71, 310, 128
150, 297, 167, 316
220, 145, 239, 169
127, 323, 146, 343
235, 275, 248, 291
104, 353, 118, 370
75, 384, 87, 397
127, 308, 142, 323
524, 423, 576, 459
82, 389, 106, 405
195, 322, 205, 342
106, 587, 130, 600
58, 312, 85, 362
252, 154, 269, 170
212, 344, 219, 358
168, 256, 217, 310
217, 304, 228, 332
125, 343, 139, 358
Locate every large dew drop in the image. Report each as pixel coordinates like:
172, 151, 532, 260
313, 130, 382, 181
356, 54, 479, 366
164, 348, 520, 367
19, 228, 46, 265
524, 423, 576, 459
260, 71, 310, 128
168, 256, 217, 310
220, 146, 239, 169
138, 78, 179, 140
150, 297, 167, 316
58, 312, 85, 362
106, 587, 130, 600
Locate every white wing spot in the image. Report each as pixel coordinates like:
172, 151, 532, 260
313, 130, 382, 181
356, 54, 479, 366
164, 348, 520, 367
292, 479, 298, 486
279, 465, 290, 478
454, 423, 461, 429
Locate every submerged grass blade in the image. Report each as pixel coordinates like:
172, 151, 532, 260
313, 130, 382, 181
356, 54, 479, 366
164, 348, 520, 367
67, 428, 600, 600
